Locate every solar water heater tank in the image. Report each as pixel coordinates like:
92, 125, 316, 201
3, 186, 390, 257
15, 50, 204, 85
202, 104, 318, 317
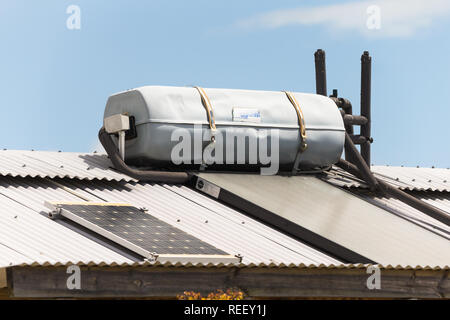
103, 86, 345, 171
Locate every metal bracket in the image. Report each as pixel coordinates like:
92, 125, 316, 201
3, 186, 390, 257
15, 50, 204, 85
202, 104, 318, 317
195, 178, 221, 199
48, 207, 62, 220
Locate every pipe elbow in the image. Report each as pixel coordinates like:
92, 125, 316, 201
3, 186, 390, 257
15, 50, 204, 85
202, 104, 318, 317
98, 127, 190, 184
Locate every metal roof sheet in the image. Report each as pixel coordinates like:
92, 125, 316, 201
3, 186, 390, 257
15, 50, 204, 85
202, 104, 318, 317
323, 167, 450, 235
419, 192, 450, 214
0, 243, 34, 267
1, 150, 448, 192
1, 149, 449, 268
4, 149, 448, 192
197, 173, 450, 267
0, 176, 340, 267
0, 179, 134, 267
325, 165, 450, 192
8, 261, 450, 271
353, 193, 450, 240
0, 150, 134, 182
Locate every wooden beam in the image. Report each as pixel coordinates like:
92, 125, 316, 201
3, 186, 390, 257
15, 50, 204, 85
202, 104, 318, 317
0, 268, 6, 288
0, 268, 10, 299
8, 265, 450, 299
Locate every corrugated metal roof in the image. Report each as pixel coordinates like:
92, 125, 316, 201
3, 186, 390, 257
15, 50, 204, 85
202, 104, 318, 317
419, 192, 450, 214
0, 243, 34, 267
9, 261, 450, 271
1, 149, 449, 268
323, 166, 450, 236
0, 150, 134, 182
197, 173, 450, 267
0, 176, 340, 267
353, 192, 450, 240
0, 178, 134, 267
325, 165, 450, 192
1, 150, 448, 192
5, 150, 448, 192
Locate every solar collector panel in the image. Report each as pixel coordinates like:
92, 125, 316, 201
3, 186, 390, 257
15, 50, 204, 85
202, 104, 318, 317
195, 173, 450, 266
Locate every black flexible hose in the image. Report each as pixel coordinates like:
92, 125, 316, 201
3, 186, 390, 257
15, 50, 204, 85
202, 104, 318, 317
98, 127, 190, 184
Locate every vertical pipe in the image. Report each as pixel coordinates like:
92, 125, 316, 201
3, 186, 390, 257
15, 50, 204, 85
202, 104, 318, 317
314, 49, 327, 96
360, 51, 372, 166
118, 131, 126, 161
342, 99, 356, 164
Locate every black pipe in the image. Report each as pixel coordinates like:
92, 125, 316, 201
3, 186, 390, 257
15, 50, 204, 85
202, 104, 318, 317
349, 134, 372, 145
360, 51, 372, 166
314, 49, 327, 96
335, 158, 366, 183
343, 133, 379, 191
331, 97, 357, 164
330, 97, 352, 112
337, 159, 450, 227
343, 114, 368, 126
98, 127, 190, 184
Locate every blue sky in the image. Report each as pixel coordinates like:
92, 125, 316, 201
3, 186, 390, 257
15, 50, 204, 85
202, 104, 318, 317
0, 0, 449, 167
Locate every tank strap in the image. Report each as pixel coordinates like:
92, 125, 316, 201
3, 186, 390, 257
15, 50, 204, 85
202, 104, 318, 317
194, 86, 217, 132
283, 91, 307, 151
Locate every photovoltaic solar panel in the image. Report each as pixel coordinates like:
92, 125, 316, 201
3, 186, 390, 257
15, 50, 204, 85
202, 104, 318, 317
45, 201, 237, 263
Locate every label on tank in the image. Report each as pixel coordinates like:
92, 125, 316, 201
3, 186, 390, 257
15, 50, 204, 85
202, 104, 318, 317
232, 108, 261, 123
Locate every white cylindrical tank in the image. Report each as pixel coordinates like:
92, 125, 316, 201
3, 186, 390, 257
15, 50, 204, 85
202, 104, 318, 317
104, 86, 345, 172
